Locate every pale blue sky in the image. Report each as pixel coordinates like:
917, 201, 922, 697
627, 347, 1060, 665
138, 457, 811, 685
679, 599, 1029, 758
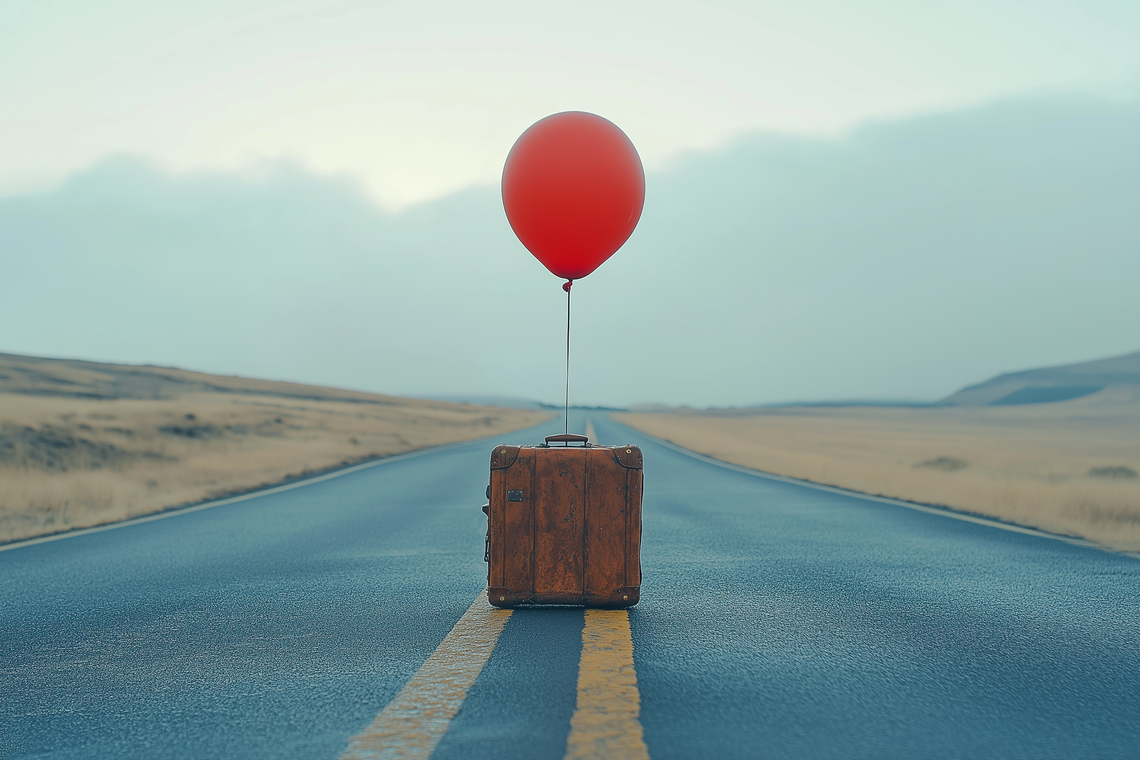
1, 2, 1138, 404
2, 94, 1137, 405
2, 0, 1138, 206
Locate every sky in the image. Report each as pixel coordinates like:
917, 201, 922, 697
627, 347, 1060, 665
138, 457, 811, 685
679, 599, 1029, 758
2, 1, 1139, 406
2, 94, 1138, 406
2, 0, 1138, 207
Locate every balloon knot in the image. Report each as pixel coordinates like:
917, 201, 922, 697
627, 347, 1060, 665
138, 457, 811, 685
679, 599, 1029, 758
562, 280, 573, 292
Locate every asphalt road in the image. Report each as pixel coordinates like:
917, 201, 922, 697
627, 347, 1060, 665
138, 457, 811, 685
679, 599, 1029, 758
4, 412, 1139, 759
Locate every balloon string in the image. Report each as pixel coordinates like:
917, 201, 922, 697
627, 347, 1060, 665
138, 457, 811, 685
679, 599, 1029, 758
563, 279, 572, 436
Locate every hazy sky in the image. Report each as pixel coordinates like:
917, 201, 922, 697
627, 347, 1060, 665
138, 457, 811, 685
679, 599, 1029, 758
2, 95, 1137, 406
2, 2, 1139, 405
3, 0, 1138, 207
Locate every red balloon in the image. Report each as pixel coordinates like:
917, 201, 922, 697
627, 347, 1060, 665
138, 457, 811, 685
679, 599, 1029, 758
502, 112, 645, 281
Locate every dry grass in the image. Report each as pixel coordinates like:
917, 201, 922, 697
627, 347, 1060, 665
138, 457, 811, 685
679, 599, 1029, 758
0, 391, 551, 544
616, 386, 1140, 552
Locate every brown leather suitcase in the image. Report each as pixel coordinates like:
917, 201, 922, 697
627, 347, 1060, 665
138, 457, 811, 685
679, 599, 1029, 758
484, 433, 643, 608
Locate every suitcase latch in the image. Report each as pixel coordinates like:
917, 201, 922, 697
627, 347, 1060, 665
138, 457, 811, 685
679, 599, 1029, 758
507, 489, 524, 502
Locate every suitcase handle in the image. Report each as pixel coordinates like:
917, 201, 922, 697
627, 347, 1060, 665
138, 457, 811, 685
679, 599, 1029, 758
544, 433, 590, 446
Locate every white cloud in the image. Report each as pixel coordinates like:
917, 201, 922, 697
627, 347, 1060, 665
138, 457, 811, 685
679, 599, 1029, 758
2, 0, 1138, 207
3, 94, 1137, 405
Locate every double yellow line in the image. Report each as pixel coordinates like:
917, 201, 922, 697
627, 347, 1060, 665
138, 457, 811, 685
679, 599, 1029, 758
342, 594, 649, 760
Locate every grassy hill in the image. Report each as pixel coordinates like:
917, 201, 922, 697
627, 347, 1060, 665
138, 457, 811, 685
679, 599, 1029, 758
619, 351, 1140, 552
0, 351, 447, 402
0, 353, 552, 544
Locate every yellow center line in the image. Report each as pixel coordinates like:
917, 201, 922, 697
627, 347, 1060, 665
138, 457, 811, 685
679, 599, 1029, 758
585, 418, 598, 443
565, 609, 651, 760
341, 593, 512, 760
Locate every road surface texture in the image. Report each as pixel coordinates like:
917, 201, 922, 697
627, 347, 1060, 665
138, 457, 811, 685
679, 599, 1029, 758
4, 413, 1139, 759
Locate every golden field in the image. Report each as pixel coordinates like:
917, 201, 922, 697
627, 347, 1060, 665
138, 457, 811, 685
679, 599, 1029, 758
0, 354, 551, 544
617, 386, 1140, 552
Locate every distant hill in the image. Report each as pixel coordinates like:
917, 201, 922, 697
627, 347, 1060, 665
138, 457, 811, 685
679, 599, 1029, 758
941, 350, 1140, 406
0, 352, 414, 406
416, 394, 550, 410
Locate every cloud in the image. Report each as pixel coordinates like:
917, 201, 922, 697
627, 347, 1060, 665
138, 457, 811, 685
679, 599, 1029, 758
2, 94, 1137, 406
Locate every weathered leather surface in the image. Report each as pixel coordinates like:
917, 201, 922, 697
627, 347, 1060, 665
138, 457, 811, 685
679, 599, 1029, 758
611, 445, 644, 469
487, 443, 643, 608
489, 445, 521, 470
